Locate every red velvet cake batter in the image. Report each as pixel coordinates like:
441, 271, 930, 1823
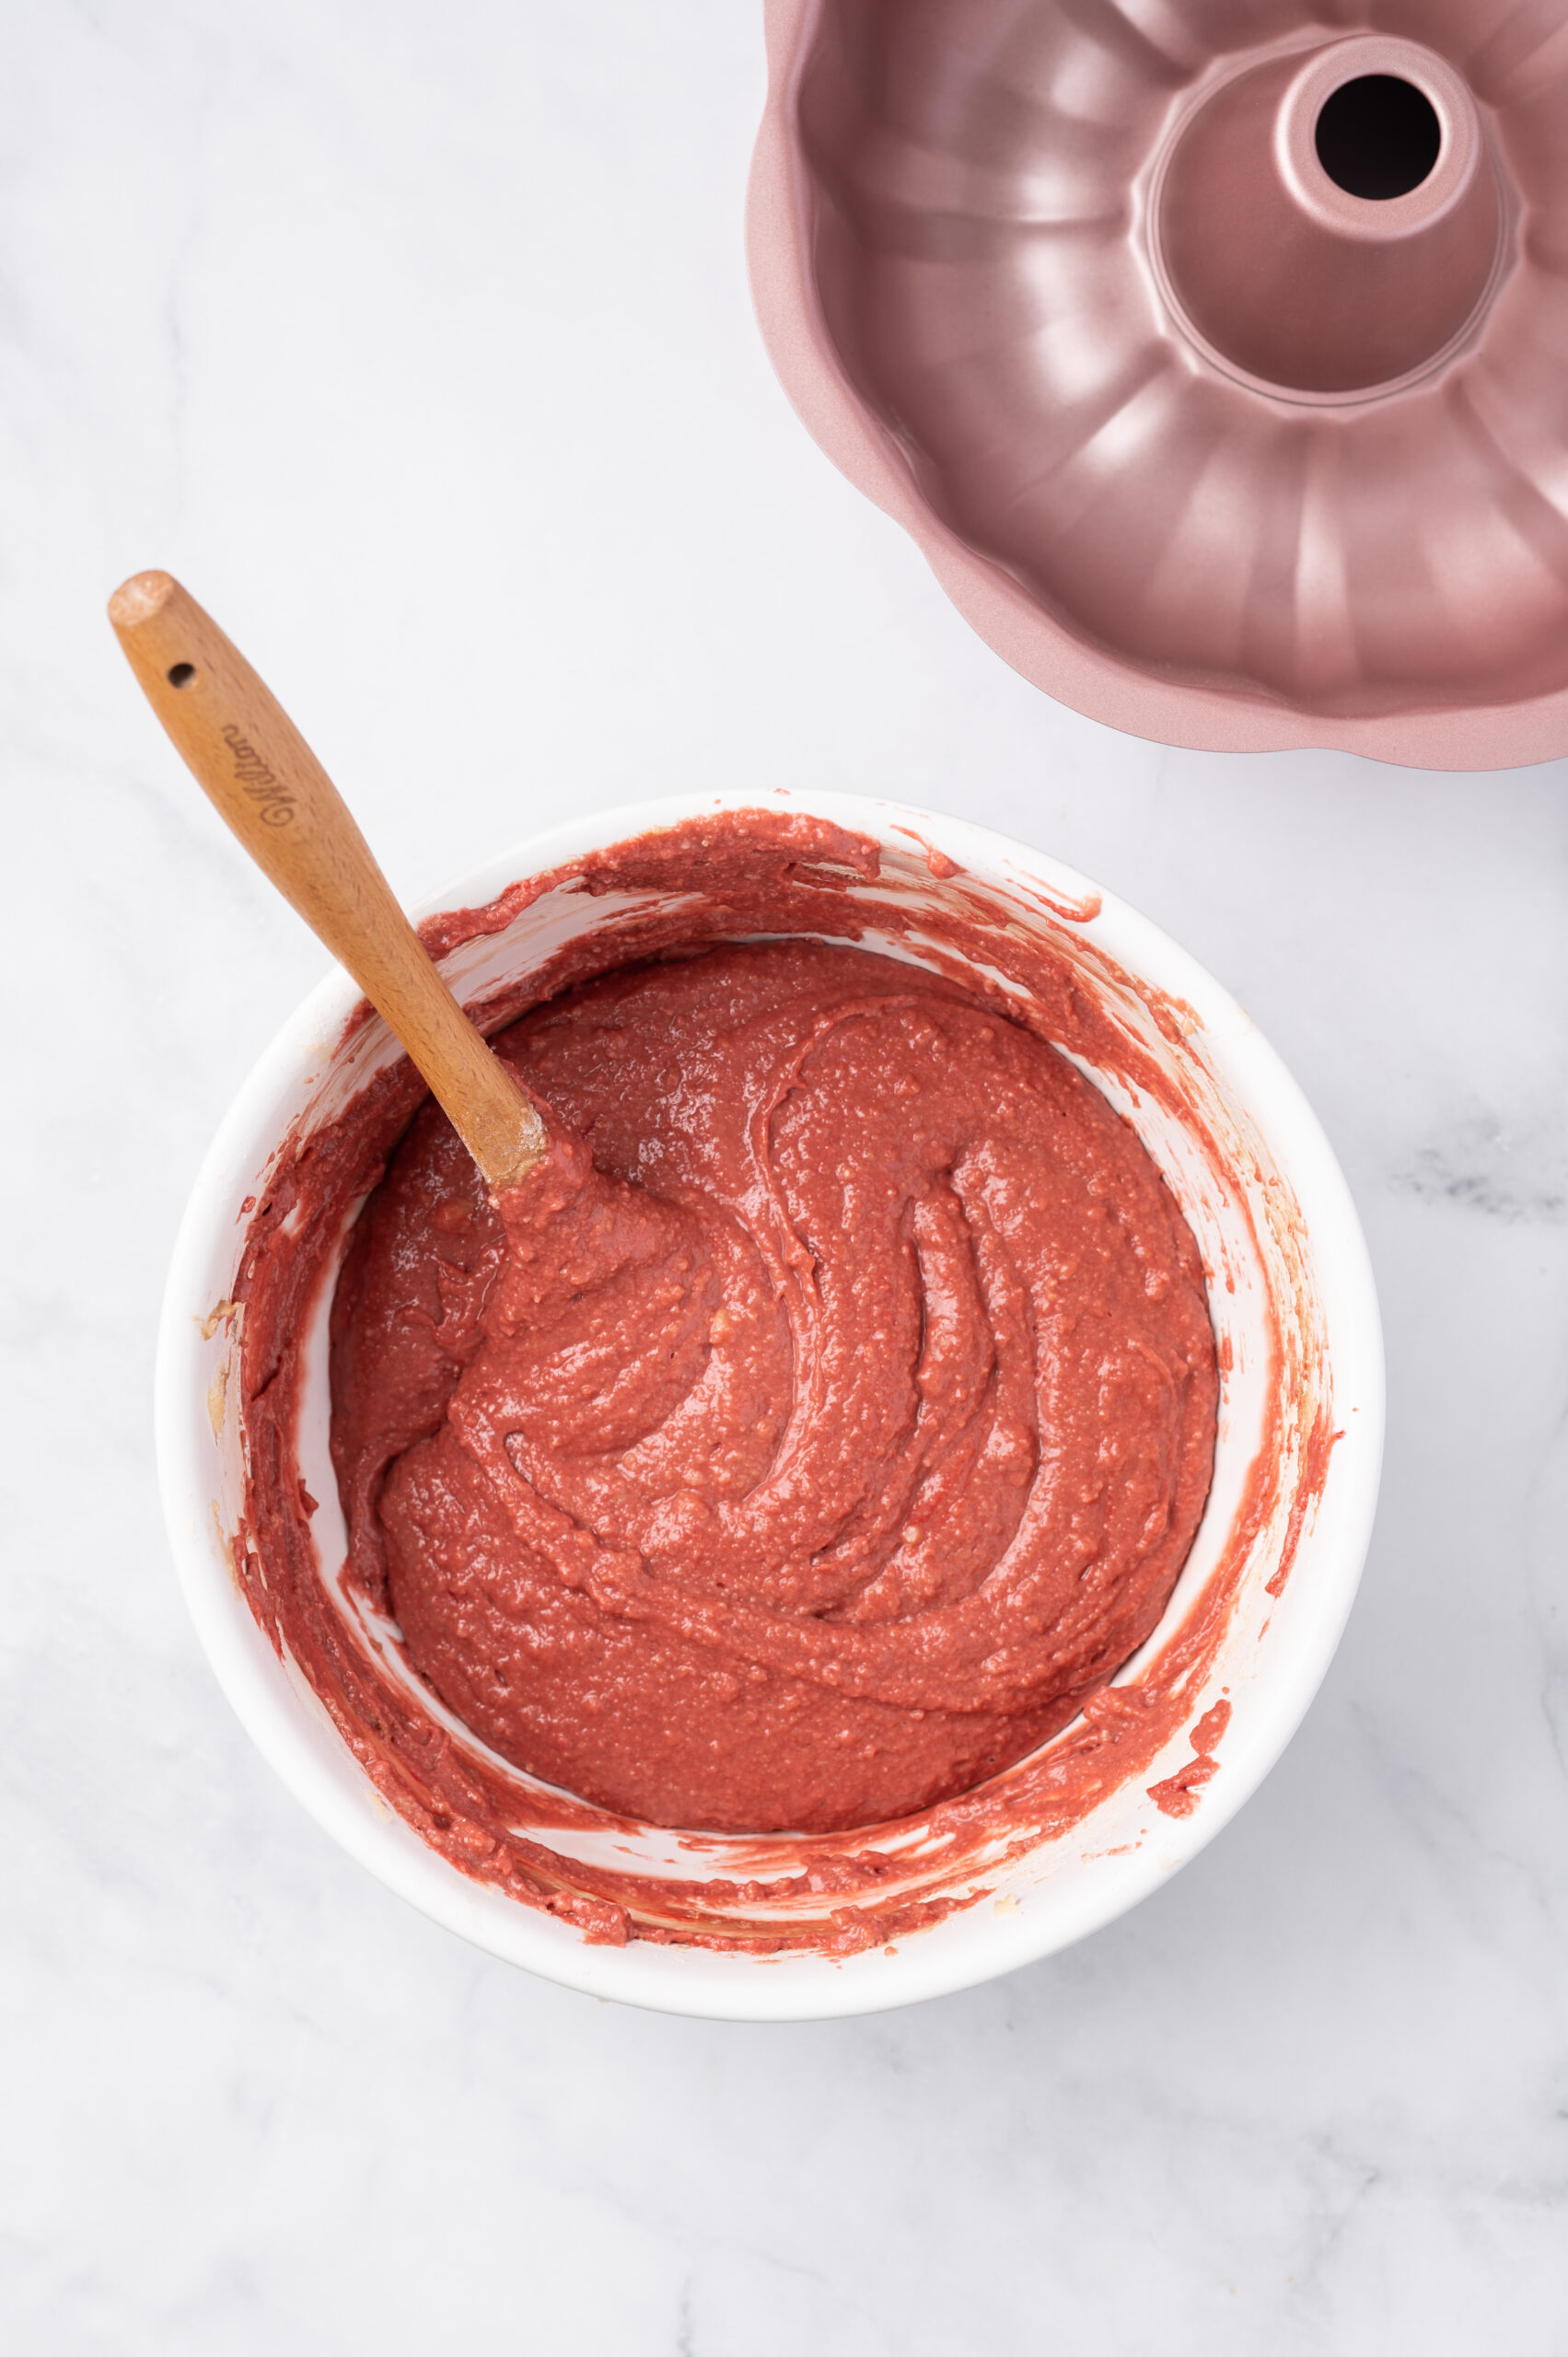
330, 939, 1217, 1833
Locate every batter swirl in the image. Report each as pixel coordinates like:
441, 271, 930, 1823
331, 940, 1217, 1831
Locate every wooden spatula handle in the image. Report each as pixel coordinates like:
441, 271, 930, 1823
109, 570, 546, 1191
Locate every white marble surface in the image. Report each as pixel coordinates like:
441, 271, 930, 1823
4, 2, 1567, 2348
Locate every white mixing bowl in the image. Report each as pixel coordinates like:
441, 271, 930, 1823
157, 789, 1382, 2018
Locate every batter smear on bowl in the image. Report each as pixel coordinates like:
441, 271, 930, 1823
331, 940, 1218, 1833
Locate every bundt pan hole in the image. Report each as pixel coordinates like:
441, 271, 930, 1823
1316, 75, 1441, 202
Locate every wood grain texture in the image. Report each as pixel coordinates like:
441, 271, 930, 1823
108, 570, 547, 1191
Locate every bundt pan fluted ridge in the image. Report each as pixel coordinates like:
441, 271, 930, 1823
749, 0, 1568, 767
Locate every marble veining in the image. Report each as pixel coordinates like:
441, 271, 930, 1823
2, 3, 1565, 2351
1393, 1111, 1568, 1223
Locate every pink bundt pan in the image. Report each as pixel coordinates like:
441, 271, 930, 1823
749, 0, 1568, 767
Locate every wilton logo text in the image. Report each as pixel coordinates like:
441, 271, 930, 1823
221, 723, 296, 828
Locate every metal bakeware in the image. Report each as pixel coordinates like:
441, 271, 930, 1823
749, 0, 1568, 765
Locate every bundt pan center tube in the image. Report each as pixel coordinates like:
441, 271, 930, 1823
749, 0, 1568, 766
